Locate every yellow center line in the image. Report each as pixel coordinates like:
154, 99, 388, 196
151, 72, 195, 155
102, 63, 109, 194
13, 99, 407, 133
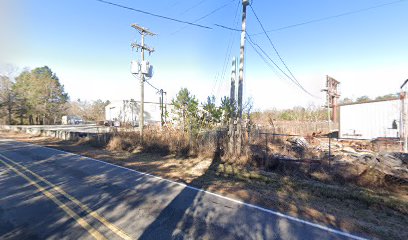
0, 158, 107, 240
0, 153, 132, 240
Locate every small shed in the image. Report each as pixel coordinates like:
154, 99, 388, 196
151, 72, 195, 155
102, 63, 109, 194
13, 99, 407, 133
339, 99, 401, 139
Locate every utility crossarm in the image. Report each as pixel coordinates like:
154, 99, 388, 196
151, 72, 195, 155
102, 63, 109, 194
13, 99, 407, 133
131, 42, 155, 54
131, 24, 156, 36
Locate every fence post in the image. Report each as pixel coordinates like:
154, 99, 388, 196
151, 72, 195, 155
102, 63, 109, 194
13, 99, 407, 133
328, 134, 332, 170
216, 129, 221, 154
189, 124, 193, 151
264, 133, 268, 167
247, 123, 251, 145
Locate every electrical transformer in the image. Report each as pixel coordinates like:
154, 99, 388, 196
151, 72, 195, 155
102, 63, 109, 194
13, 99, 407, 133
141, 61, 153, 78
130, 60, 140, 74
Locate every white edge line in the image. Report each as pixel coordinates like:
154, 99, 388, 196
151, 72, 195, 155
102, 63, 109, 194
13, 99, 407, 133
4, 140, 368, 240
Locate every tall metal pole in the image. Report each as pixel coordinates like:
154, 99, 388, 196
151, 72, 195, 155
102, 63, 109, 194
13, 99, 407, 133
229, 57, 237, 155
230, 57, 236, 109
237, 0, 249, 156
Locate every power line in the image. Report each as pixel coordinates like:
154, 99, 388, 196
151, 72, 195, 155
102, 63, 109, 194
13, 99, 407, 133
171, 0, 236, 35
145, 79, 161, 92
248, 35, 318, 98
101, 0, 316, 98
249, 5, 300, 87
131, 72, 161, 93
135, 76, 168, 126
246, 34, 319, 98
246, 38, 287, 83
168, 0, 183, 8
210, 0, 239, 95
211, 0, 241, 99
180, 0, 210, 16
251, 0, 408, 35
246, 35, 296, 86
193, 0, 236, 23
216, 0, 241, 99
214, 23, 241, 32
215, 0, 408, 34
248, 5, 318, 98
95, 0, 213, 30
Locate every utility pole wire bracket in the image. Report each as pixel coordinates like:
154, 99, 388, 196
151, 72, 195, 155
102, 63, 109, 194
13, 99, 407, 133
131, 42, 155, 53
131, 24, 156, 36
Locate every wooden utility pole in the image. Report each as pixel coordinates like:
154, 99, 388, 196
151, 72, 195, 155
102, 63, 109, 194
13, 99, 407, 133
326, 87, 332, 165
325, 76, 340, 122
400, 79, 408, 152
229, 57, 237, 155
236, 0, 250, 156
159, 89, 166, 127
401, 92, 406, 152
404, 94, 408, 153
131, 24, 155, 142
322, 76, 340, 164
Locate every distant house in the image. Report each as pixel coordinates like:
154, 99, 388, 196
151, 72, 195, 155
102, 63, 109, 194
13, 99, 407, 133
339, 98, 401, 139
105, 100, 172, 126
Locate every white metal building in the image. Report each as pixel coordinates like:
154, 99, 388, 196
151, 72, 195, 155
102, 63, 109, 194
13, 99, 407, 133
105, 100, 170, 126
61, 115, 83, 125
339, 99, 400, 139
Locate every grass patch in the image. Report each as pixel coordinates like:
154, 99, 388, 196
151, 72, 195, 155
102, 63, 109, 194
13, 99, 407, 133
213, 163, 408, 215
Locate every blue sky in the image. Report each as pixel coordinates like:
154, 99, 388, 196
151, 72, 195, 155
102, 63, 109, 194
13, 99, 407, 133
1, 0, 407, 110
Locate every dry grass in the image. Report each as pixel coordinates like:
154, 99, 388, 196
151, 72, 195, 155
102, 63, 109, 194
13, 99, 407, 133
201, 163, 408, 240
105, 127, 224, 160
106, 128, 191, 156
1, 129, 408, 239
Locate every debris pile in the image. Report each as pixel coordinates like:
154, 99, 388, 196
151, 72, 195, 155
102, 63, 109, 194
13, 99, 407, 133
311, 139, 408, 181
258, 136, 408, 182
287, 137, 309, 154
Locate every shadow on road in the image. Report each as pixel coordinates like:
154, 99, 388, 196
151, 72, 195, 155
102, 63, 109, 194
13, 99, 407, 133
0, 134, 387, 239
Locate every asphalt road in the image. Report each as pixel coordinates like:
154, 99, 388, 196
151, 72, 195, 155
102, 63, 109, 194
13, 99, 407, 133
0, 139, 367, 240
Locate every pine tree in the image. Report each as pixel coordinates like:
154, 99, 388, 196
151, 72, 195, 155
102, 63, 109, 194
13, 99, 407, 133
13, 66, 69, 124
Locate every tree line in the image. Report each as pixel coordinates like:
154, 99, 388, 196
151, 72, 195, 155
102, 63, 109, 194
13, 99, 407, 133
67, 99, 110, 122
6, 65, 380, 128
0, 66, 109, 125
340, 93, 399, 105
251, 105, 327, 123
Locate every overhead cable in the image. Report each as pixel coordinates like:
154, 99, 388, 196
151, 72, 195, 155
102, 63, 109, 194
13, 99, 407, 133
95, 0, 213, 30
249, 5, 300, 87
247, 34, 319, 98
214, 0, 408, 34
172, 0, 236, 35
251, 0, 408, 35
248, 5, 318, 98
